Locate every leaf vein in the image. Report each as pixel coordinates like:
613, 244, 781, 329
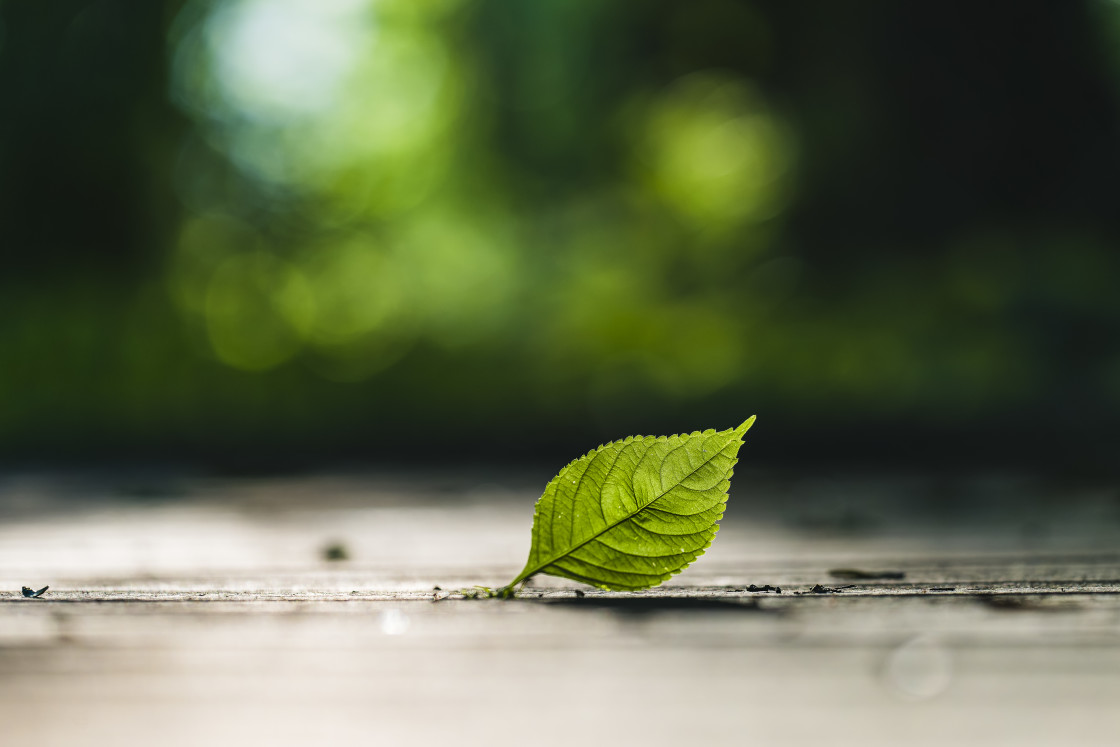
513, 432, 739, 583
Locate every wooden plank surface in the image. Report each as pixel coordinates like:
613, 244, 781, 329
2, 471, 1119, 746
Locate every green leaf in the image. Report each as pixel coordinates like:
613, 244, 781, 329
503, 416, 755, 593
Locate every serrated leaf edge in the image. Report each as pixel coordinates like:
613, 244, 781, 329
506, 417, 755, 593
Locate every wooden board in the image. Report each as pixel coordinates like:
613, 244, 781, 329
2, 471, 1119, 746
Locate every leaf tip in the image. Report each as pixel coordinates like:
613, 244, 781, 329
736, 415, 757, 437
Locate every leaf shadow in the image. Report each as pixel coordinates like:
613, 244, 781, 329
530, 596, 779, 617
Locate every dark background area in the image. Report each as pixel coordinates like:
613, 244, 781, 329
2, 0, 1119, 474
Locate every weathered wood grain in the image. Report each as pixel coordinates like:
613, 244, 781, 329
2, 472, 1119, 746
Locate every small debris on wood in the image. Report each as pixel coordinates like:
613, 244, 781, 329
459, 586, 498, 600
829, 568, 906, 580
322, 542, 350, 562
798, 584, 856, 595
21, 585, 49, 598
574, 590, 585, 598
432, 585, 442, 591
747, 584, 782, 594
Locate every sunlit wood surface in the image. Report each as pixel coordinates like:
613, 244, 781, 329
2, 471, 1119, 746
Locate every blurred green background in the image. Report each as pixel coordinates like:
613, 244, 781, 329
2, 0, 1120, 471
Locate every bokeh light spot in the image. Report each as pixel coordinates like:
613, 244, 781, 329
303, 238, 404, 345
636, 72, 794, 231
204, 253, 315, 371
204, 0, 372, 124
